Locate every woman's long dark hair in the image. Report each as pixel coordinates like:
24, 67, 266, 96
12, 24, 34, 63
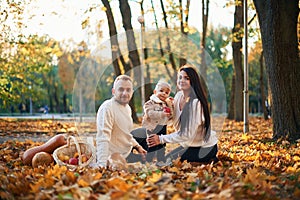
179, 65, 211, 141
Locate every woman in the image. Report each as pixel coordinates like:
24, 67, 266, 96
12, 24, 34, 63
147, 65, 218, 163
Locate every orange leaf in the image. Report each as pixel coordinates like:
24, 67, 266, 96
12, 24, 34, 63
106, 177, 131, 192
77, 178, 89, 187
93, 172, 102, 180
147, 172, 162, 183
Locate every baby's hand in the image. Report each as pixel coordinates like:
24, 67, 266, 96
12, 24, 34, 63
163, 107, 171, 113
165, 97, 174, 108
163, 107, 172, 118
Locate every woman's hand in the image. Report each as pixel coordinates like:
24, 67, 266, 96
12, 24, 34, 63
147, 134, 160, 147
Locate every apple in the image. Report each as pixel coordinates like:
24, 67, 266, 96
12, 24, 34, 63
69, 157, 78, 165
163, 107, 171, 113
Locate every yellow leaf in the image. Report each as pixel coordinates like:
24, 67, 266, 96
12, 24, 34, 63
293, 156, 300, 162
168, 167, 180, 173
81, 17, 90, 29
67, 54, 74, 64
241, 133, 250, 142
286, 166, 296, 173
30, 182, 41, 193
44, 47, 52, 53
148, 172, 162, 183
265, 175, 277, 181
186, 174, 196, 183
66, 171, 77, 183
107, 177, 131, 192
78, 178, 90, 187
93, 172, 102, 180
171, 193, 181, 200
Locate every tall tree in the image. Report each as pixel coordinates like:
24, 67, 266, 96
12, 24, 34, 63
227, 73, 235, 119
231, 0, 244, 121
253, 0, 300, 141
119, 0, 141, 71
200, 0, 209, 88
151, 0, 173, 85
259, 50, 268, 119
159, 0, 177, 84
101, 0, 127, 76
139, 0, 152, 102
178, 0, 190, 66
0, 35, 62, 112
119, 0, 141, 122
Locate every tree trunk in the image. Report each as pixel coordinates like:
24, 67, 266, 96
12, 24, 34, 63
140, 1, 152, 102
200, 0, 209, 96
101, 0, 122, 76
179, 0, 188, 66
259, 50, 268, 120
53, 84, 60, 113
253, 0, 300, 141
119, 0, 141, 73
150, 0, 173, 84
119, 0, 141, 123
160, 0, 177, 84
63, 93, 67, 113
227, 72, 235, 119
232, 1, 244, 121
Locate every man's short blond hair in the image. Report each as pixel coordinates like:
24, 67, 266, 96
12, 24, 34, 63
113, 74, 132, 89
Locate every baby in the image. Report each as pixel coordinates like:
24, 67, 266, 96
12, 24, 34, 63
142, 81, 174, 162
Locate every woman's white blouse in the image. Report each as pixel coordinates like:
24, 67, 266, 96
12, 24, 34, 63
159, 91, 218, 148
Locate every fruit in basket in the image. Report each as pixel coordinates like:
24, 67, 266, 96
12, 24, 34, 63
32, 152, 54, 168
58, 154, 70, 163
82, 154, 88, 162
69, 157, 79, 165
73, 152, 79, 158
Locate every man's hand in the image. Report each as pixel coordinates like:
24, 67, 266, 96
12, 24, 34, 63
136, 145, 147, 161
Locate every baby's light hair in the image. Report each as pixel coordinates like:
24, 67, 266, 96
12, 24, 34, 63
154, 80, 171, 91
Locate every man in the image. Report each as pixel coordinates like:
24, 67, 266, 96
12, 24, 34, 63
96, 74, 147, 167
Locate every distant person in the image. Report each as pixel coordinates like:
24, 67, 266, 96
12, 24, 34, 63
44, 105, 49, 114
18, 103, 26, 114
10, 106, 15, 115
265, 100, 271, 118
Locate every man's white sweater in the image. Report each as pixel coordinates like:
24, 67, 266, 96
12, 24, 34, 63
96, 97, 139, 167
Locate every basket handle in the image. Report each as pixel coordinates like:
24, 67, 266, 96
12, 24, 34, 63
67, 136, 83, 165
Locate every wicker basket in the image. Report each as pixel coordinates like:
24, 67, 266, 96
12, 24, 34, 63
53, 136, 95, 170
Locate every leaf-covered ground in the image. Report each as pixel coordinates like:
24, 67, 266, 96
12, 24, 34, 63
0, 117, 299, 199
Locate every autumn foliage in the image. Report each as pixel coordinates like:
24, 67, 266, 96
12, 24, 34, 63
0, 117, 299, 199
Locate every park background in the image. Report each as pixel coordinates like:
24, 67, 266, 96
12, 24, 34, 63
0, 0, 299, 199
0, 0, 266, 118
